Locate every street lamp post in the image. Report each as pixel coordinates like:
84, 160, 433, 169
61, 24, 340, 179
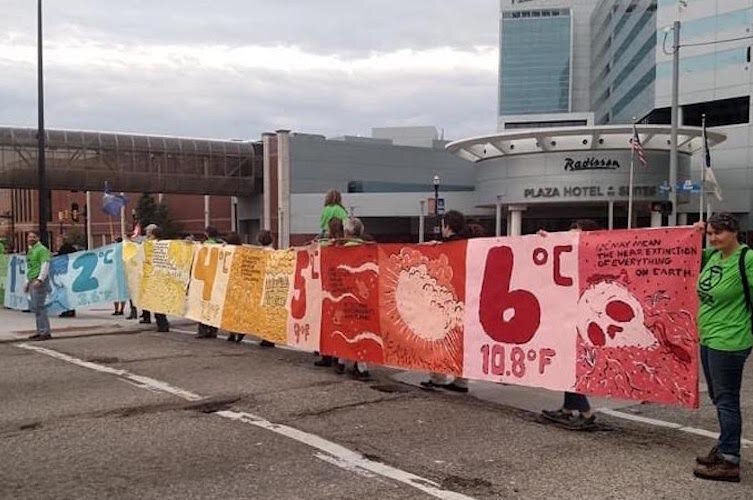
37, 0, 49, 246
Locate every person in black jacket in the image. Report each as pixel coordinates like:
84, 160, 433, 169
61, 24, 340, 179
420, 210, 470, 393
56, 235, 77, 318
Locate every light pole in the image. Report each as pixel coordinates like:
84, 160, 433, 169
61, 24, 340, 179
37, 0, 49, 246
433, 175, 440, 238
665, 18, 681, 226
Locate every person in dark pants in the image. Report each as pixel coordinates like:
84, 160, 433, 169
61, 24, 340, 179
420, 210, 470, 393
692, 214, 752, 483
25, 231, 52, 341
538, 219, 601, 430
138, 224, 170, 333
314, 218, 344, 367
197, 226, 220, 339
56, 234, 77, 318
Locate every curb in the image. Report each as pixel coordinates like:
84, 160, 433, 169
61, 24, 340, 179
0, 320, 197, 344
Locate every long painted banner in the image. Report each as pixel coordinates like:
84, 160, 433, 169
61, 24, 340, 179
4, 228, 702, 408
3, 243, 129, 314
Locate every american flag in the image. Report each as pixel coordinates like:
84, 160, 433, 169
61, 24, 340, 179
631, 125, 646, 167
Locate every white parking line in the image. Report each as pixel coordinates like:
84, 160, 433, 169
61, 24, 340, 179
17, 342, 474, 500
598, 408, 753, 448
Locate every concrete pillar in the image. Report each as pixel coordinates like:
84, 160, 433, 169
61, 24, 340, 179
86, 191, 93, 250
495, 196, 503, 237
650, 210, 663, 228
608, 201, 615, 230
262, 133, 274, 231
419, 200, 426, 243
204, 195, 210, 228
509, 205, 526, 237
678, 213, 688, 226
276, 130, 291, 249
231, 196, 238, 232
120, 192, 126, 240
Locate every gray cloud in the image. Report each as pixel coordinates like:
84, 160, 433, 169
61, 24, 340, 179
0, 0, 499, 141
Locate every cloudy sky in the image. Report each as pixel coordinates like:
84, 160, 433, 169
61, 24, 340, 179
0, 1, 499, 141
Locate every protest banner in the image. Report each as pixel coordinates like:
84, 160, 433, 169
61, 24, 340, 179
3, 244, 129, 314
139, 240, 194, 316
220, 246, 295, 344
0, 227, 703, 408
3, 254, 28, 310
122, 241, 144, 308
320, 244, 381, 363
286, 244, 323, 351
186, 244, 235, 327
0, 254, 9, 307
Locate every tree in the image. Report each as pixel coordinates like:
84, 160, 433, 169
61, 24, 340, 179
134, 193, 181, 239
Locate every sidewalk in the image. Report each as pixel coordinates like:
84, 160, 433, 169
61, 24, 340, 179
0, 306, 193, 343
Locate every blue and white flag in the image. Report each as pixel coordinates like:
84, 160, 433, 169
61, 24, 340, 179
102, 183, 128, 216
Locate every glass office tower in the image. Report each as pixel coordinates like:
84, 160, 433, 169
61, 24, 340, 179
499, 8, 572, 115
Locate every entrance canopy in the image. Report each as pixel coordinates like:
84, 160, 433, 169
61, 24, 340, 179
446, 125, 726, 163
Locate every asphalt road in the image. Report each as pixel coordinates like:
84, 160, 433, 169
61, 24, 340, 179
1, 328, 752, 499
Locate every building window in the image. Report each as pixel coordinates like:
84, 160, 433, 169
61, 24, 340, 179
612, 35, 657, 92
500, 9, 571, 115
683, 96, 750, 127
612, 7, 656, 65
611, 67, 656, 117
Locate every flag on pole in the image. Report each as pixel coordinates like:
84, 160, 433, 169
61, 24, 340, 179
101, 182, 128, 216
631, 125, 647, 167
702, 121, 723, 201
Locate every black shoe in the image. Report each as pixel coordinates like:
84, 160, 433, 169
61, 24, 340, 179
420, 380, 444, 391
259, 340, 274, 347
227, 334, 237, 342
157, 326, 170, 333
236, 334, 246, 343
440, 382, 468, 393
314, 357, 333, 367
334, 363, 345, 375
28, 333, 51, 341
351, 369, 370, 381
696, 446, 723, 466
541, 409, 574, 423
139, 319, 151, 324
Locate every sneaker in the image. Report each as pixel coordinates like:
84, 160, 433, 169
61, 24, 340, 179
236, 334, 246, 343
138, 319, 152, 324
696, 446, 723, 466
334, 363, 345, 375
227, 334, 237, 342
566, 414, 597, 431
693, 461, 740, 483
541, 409, 573, 422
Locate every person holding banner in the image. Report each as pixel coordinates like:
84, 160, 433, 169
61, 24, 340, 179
315, 218, 346, 368
139, 225, 170, 333
420, 210, 470, 393
56, 235, 77, 318
334, 217, 371, 380
25, 231, 52, 341
540, 219, 601, 431
197, 226, 220, 339
693, 213, 752, 483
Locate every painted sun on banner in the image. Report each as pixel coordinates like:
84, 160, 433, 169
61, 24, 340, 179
377, 241, 467, 375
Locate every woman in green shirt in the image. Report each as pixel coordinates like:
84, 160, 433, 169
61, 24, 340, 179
319, 189, 348, 237
693, 213, 752, 483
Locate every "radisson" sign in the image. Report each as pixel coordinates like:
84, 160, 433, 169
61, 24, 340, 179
564, 157, 621, 172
